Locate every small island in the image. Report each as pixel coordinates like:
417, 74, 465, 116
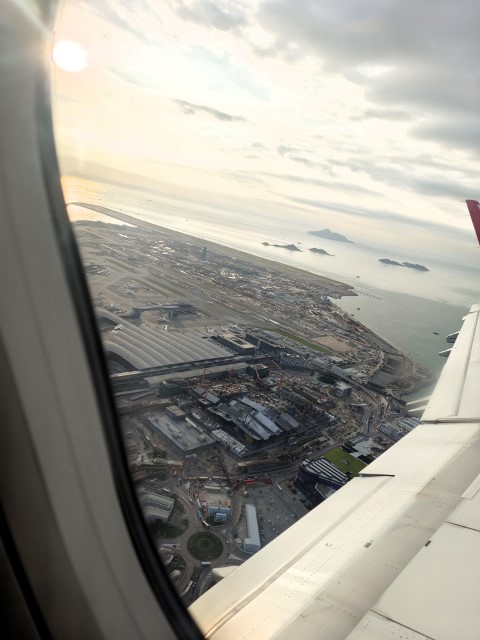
403, 262, 429, 272
379, 258, 403, 267
262, 242, 301, 252
308, 229, 354, 243
379, 258, 429, 272
309, 247, 333, 256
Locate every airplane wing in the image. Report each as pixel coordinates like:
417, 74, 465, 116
190, 304, 480, 640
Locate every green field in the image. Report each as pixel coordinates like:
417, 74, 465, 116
323, 447, 366, 477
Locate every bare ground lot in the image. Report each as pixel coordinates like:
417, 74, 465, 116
312, 335, 352, 353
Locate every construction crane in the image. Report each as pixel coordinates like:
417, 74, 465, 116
269, 359, 286, 389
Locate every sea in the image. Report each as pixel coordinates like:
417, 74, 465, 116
65, 176, 480, 396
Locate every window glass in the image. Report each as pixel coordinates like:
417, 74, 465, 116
51, 0, 479, 605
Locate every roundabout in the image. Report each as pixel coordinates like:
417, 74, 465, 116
187, 532, 224, 561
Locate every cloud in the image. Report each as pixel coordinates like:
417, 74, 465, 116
286, 195, 473, 237
174, 0, 248, 31
368, 67, 480, 119
108, 67, 144, 85
256, 0, 480, 153
387, 153, 470, 175
412, 119, 480, 158
257, 0, 479, 72
188, 44, 269, 101
290, 156, 315, 167
264, 172, 378, 196
277, 144, 295, 156
220, 170, 265, 185
174, 99, 246, 122
411, 177, 479, 200
277, 145, 318, 168
359, 108, 412, 121
329, 156, 480, 200
89, 0, 162, 42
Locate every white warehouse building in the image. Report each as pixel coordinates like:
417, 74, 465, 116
244, 504, 261, 553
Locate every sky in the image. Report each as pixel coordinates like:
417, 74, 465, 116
51, 0, 480, 281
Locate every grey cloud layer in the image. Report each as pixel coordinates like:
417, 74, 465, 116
358, 108, 412, 122
264, 172, 378, 196
174, 0, 248, 31
287, 195, 473, 239
257, 0, 480, 156
91, 0, 165, 43
330, 156, 479, 200
94, 0, 480, 204
413, 120, 480, 157
277, 145, 319, 169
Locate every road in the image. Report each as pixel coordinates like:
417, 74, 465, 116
148, 477, 247, 602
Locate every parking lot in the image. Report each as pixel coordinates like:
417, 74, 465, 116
235, 483, 307, 548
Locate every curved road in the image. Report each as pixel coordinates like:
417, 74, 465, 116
154, 480, 242, 601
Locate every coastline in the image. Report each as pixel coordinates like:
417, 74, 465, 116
71, 200, 432, 393
70, 202, 357, 297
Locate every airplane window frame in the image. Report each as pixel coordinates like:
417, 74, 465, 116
28, 3, 204, 638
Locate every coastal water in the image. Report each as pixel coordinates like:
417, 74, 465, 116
336, 288, 467, 380
65, 177, 478, 386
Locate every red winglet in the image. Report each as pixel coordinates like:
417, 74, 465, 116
466, 200, 480, 245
